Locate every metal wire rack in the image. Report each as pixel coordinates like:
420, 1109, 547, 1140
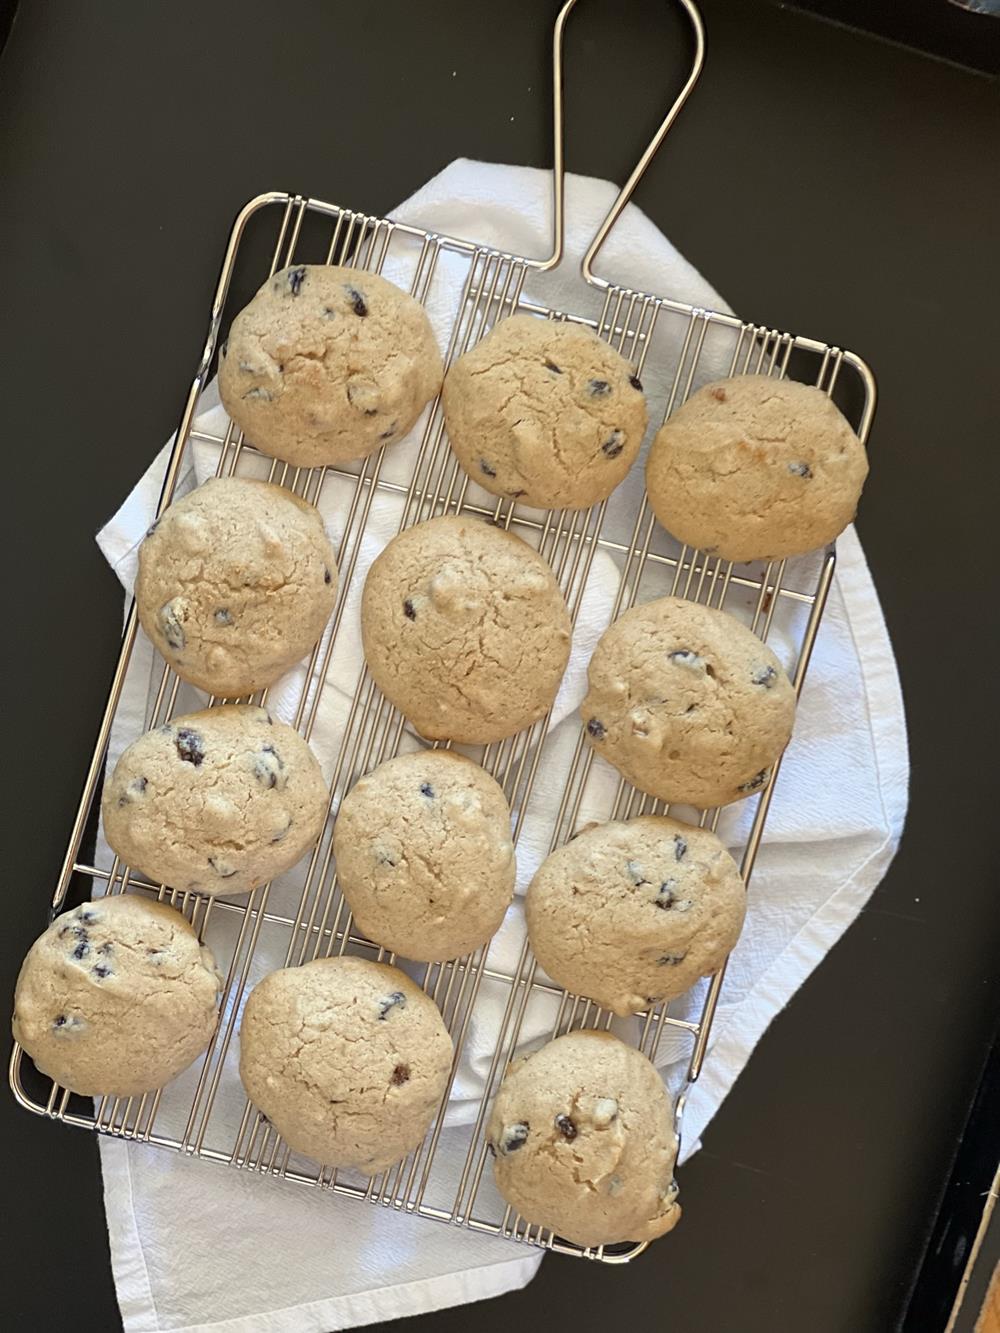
8, 0, 875, 1264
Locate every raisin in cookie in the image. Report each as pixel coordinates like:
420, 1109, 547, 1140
334, 750, 515, 962
582, 596, 795, 808
442, 315, 648, 510
136, 476, 338, 699
361, 515, 572, 744
102, 704, 328, 896
12, 895, 221, 1097
239, 957, 453, 1172
218, 264, 443, 468
645, 375, 869, 562
526, 816, 744, 1016
487, 1030, 680, 1248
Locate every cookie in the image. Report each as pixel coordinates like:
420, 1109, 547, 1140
526, 816, 745, 1016
12, 895, 221, 1097
333, 750, 515, 962
218, 264, 443, 468
487, 1030, 680, 1248
361, 515, 572, 744
645, 375, 869, 561
136, 476, 338, 699
102, 704, 328, 896
442, 315, 648, 510
582, 596, 795, 808
239, 956, 453, 1172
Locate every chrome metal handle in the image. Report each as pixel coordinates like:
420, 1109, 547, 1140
540, 0, 706, 283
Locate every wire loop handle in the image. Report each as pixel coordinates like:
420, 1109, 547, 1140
539, 0, 706, 279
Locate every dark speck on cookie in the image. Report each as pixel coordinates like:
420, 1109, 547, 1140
658, 952, 687, 966
208, 856, 237, 878
390, 1063, 411, 1086
420, 782, 434, 799
601, 430, 625, 458
674, 835, 687, 862
287, 266, 307, 296
500, 1122, 529, 1154
214, 608, 233, 626
72, 938, 90, 961
379, 421, 398, 441
324, 567, 333, 585
586, 717, 606, 740
656, 880, 676, 909
554, 1114, 577, 1141
346, 285, 368, 317
626, 860, 649, 887
544, 359, 562, 375
630, 375, 643, 391
175, 728, 205, 766
118, 776, 148, 807
378, 991, 406, 1020
752, 664, 777, 688
92, 963, 113, 980
403, 598, 417, 620
479, 459, 497, 478
253, 743, 284, 788
588, 378, 611, 397
788, 461, 813, 478
739, 769, 769, 793
160, 602, 186, 652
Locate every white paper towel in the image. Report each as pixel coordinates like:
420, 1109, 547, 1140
94, 159, 908, 1332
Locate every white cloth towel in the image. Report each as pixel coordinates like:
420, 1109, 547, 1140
93, 159, 908, 1333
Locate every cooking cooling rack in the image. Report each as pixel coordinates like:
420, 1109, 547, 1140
9, 0, 875, 1263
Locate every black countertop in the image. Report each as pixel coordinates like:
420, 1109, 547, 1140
2, 2, 998, 1329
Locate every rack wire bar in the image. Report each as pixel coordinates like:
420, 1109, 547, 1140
8, 0, 874, 1263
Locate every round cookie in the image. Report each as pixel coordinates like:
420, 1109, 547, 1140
102, 704, 328, 896
239, 956, 454, 1172
645, 374, 869, 562
136, 476, 338, 699
361, 515, 572, 744
526, 816, 745, 1016
218, 264, 443, 468
333, 750, 516, 962
442, 315, 648, 510
487, 1030, 680, 1248
12, 895, 221, 1097
582, 596, 796, 808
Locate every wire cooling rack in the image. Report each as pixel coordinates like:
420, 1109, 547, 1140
9, 0, 875, 1264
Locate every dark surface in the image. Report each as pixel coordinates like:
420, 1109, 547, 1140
778, 0, 1000, 75
1, 2, 998, 1330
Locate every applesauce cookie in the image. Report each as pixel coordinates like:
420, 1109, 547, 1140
582, 596, 795, 808
334, 750, 516, 962
526, 816, 745, 1016
136, 476, 338, 699
102, 704, 328, 896
218, 264, 443, 468
487, 1030, 680, 1248
442, 315, 648, 510
361, 515, 572, 743
645, 374, 869, 561
239, 957, 453, 1173
12, 895, 221, 1097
